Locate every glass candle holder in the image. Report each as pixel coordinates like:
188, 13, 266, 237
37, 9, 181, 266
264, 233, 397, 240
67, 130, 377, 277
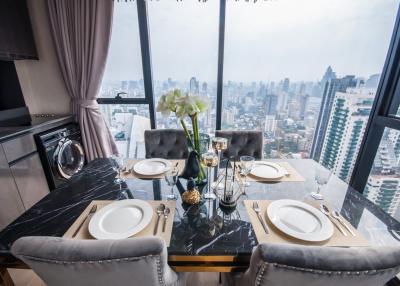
201, 152, 219, 200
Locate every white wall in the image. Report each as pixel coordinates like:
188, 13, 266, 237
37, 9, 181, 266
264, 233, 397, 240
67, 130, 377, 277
14, 0, 71, 115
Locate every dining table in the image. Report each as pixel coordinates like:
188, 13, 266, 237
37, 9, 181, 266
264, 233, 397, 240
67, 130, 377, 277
1, 158, 400, 282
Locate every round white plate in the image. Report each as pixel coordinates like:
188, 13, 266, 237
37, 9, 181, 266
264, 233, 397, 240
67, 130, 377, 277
133, 158, 172, 176
267, 199, 334, 242
89, 199, 153, 240
250, 161, 286, 180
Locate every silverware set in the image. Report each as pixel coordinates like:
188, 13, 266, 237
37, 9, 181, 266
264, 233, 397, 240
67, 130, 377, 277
320, 204, 356, 237
252, 201, 269, 234
154, 203, 170, 235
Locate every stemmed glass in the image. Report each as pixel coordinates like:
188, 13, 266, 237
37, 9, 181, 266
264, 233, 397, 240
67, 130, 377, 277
211, 137, 228, 171
311, 166, 332, 200
111, 154, 125, 184
239, 156, 255, 189
201, 152, 219, 200
165, 166, 179, 200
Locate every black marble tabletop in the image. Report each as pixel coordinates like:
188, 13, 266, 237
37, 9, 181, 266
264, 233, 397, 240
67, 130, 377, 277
1, 158, 400, 267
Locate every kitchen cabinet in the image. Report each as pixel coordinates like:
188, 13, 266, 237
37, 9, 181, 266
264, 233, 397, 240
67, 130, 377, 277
10, 152, 49, 210
0, 145, 25, 230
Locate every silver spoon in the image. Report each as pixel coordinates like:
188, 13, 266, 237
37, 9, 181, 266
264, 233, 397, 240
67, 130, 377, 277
320, 204, 348, 236
162, 207, 170, 232
154, 204, 165, 235
332, 210, 356, 236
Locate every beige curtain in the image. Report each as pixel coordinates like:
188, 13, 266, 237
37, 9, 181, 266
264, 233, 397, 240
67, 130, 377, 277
46, 0, 118, 161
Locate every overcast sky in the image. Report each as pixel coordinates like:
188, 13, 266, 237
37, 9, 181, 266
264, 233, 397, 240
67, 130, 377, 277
103, 0, 399, 83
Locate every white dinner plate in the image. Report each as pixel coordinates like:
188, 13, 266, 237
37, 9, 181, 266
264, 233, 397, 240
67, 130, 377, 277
250, 161, 286, 180
133, 158, 172, 176
89, 199, 153, 240
267, 199, 334, 242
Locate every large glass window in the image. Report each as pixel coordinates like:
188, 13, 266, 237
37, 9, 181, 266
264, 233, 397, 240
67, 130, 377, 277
222, 0, 398, 183
364, 128, 400, 221
148, 0, 219, 133
100, 1, 144, 99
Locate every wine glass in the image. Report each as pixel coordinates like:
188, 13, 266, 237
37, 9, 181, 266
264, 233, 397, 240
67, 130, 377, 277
211, 137, 228, 169
165, 166, 179, 200
111, 154, 125, 184
239, 156, 255, 188
311, 166, 332, 200
201, 152, 219, 200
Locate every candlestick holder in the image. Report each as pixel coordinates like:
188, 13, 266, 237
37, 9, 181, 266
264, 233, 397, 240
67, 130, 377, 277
213, 157, 245, 210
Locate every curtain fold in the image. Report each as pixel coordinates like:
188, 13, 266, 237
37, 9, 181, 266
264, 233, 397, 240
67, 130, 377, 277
46, 0, 118, 161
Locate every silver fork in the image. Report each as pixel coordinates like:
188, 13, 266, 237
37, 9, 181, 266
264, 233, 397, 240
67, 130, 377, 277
253, 201, 269, 234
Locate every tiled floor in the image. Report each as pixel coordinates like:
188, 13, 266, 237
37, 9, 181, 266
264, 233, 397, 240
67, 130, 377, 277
6, 269, 221, 286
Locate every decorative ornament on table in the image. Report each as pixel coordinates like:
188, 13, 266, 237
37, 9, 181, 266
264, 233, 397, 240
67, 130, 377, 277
156, 89, 210, 184
182, 177, 201, 205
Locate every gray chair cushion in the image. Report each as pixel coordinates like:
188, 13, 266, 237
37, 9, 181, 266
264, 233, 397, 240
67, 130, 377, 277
224, 243, 400, 286
145, 129, 189, 159
215, 130, 263, 160
11, 236, 185, 286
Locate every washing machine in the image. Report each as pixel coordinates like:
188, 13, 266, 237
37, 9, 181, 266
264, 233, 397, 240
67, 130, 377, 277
35, 123, 85, 190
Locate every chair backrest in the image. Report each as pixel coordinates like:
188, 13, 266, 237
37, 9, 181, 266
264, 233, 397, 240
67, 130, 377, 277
145, 129, 189, 159
239, 243, 400, 286
11, 236, 184, 286
215, 130, 263, 160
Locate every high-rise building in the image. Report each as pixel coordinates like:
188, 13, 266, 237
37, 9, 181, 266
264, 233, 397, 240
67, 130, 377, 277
201, 82, 208, 95
265, 94, 278, 116
299, 94, 309, 119
364, 129, 400, 216
282, 78, 290, 93
189, 77, 199, 95
310, 74, 358, 161
319, 89, 375, 182
265, 115, 277, 133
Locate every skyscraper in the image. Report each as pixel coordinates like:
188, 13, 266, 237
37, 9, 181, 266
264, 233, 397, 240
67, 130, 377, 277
282, 78, 290, 93
319, 89, 375, 182
265, 94, 278, 116
189, 77, 199, 95
310, 73, 358, 161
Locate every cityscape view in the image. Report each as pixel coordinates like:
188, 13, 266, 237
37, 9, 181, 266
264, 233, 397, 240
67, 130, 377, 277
99, 0, 400, 222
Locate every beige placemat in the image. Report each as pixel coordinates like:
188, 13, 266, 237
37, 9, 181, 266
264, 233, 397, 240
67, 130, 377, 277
244, 200, 370, 247
121, 159, 185, 180
64, 200, 176, 246
232, 161, 305, 182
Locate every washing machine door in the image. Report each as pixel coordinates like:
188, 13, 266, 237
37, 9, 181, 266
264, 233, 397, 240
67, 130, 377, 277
54, 139, 85, 179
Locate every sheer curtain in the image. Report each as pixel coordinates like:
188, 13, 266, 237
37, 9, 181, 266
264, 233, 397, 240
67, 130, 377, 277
46, 0, 118, 161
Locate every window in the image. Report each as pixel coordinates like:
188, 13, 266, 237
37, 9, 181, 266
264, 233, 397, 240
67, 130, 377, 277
364, 128, 400, 221
99, 1, 151, 157
222, 0, 398, 176
100, 1, 144, 99
147, 0, 219, 133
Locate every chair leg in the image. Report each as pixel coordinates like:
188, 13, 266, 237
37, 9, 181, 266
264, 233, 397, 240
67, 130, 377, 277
0, 268, 15, 286
219, 272, 222, 285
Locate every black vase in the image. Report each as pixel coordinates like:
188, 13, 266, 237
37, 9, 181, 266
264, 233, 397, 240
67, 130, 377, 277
180, 151, 201, 180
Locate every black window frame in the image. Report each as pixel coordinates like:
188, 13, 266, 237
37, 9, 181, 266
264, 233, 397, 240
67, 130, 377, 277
101, 0, 400, 197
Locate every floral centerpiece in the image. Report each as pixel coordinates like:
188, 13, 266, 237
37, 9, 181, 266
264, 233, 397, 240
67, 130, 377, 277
156, 89, 209, 182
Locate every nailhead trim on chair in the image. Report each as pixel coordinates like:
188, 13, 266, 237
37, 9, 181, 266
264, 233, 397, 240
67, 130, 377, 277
271, 263, 400, 276
156, 255, 165, 286
17, 253, 159, 264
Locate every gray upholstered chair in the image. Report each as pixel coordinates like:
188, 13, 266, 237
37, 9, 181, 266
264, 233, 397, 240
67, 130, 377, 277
145, 129, 189, 159
11, 236, 186, 286
215, 130, 263, 160
223, 243, 400, 286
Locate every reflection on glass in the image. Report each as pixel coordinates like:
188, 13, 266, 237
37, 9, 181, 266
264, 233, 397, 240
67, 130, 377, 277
364, 128, 400, 221
99, 104, 150, 158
